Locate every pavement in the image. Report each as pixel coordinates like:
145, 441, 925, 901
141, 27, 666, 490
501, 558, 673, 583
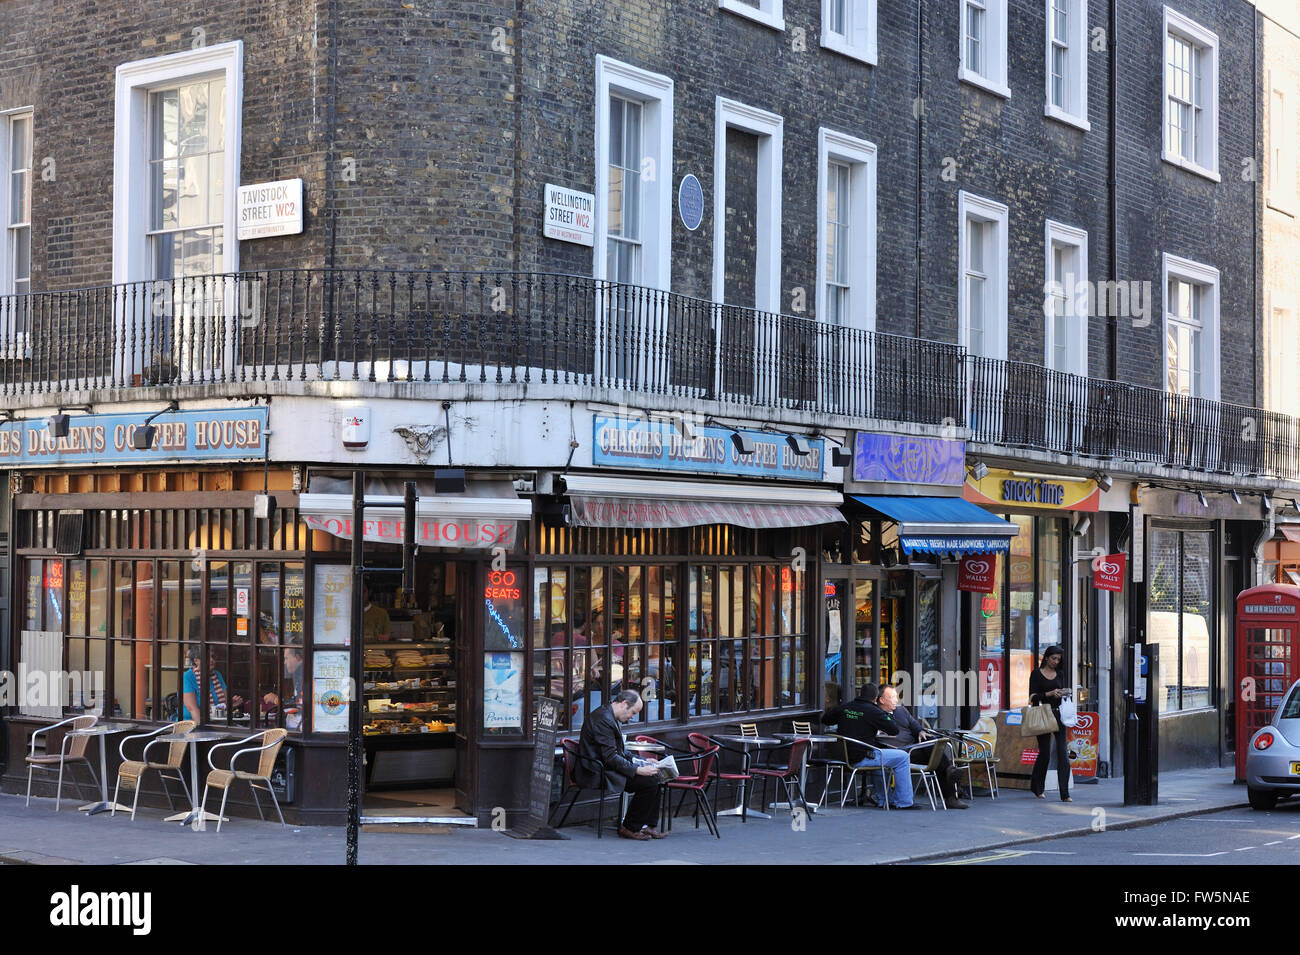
0, 767, 1254, 865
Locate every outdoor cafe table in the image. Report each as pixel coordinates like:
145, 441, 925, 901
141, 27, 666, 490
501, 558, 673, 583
67, 722, 136, 815
711, 735, 781, 819
772, 732, 839, 812
162, 731, 232, 829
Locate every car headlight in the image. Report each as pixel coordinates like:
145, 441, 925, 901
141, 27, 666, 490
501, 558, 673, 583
1254, 732, 1275, 751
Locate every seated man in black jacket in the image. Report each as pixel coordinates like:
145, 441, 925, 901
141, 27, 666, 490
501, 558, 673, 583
820, 683, 915, 808
877, 685, 968, 809
576, 689, 666, 840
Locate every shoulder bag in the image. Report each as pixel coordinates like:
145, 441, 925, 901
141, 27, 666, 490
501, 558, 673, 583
1019, 702, 1060, 737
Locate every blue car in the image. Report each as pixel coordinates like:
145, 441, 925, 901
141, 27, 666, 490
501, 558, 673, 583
1246, 678, 1300, 811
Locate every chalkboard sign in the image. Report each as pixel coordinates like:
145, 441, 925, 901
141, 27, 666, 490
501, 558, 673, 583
505, 697, 567, 839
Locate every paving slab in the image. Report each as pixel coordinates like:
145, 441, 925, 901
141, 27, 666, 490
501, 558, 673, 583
0, 768, 1248, 865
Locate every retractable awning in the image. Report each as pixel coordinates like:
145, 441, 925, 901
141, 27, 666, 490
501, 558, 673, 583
300, 478, 531, 550
851, 495, 1018, 556
1279, 524, 1300, 544
562, 474, 844, 529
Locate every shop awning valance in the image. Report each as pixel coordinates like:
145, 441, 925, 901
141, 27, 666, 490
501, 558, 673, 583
850, 494, 1019, 557
299, 479, 531, 550
1279, 524, 1300, 544
562, 474, 844, 530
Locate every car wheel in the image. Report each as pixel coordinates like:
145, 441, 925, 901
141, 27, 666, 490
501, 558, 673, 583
1247, 787, 1278, 811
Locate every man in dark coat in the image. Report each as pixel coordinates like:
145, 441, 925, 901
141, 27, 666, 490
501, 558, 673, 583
820, 683, 915, 808
877, 685, 969, 809
576, 689, 666, 840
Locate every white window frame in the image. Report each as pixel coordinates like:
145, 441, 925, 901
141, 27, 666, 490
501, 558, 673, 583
113, 41, 243, 285
1044, 0, 1089, 130
0, 107, 33, 299
815, 128, 876, 332
821, 0, 877, 67
1161, 6, 1219, 182
1043, 220, 1089, 376
594, 56, 674, 292
958, 191, 1009, 361
1268, 303, 1293, 415
960, 0, 1010, 99
712, 97, 784, 312
719, 0, 785, 32
1267, 82, 1295, 214
1161, 252, 1220, 401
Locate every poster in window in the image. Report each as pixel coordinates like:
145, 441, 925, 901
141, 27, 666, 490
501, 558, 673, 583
283, 565, 306, 644
313, 565, 353, 646
484, 652, 523, 731
68, 563, 88, 637
312, 650, 351, 733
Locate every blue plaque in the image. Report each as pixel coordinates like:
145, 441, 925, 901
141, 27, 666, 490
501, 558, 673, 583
678, 174, 704, 231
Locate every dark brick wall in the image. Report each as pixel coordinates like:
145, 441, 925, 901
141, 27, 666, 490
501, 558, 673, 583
1112, 0, 1259, 406
0, 0, 329, 291
0, 0, 1262, 403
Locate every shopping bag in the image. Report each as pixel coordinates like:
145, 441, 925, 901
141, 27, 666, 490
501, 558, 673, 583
1058, 697, 1079, 728
1019, 702, 1060, 737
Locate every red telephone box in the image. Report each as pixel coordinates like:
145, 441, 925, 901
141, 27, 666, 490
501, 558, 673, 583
1234, 584, 1300, 780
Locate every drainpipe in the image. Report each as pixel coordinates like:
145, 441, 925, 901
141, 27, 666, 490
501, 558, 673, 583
915, 0, 924, 340
1107, 0, 1118, 382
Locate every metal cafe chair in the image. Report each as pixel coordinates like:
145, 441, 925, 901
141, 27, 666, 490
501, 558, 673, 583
902, 738, 953, 811
739, 722, 760, 738
834, 735, 898, 809
748, 738, 813, 820
25, 715, 100, 811
201, 728, 289, 832
112, 721, 197, 820
663, 745, 721, 838
791, 720, 813, 736
948, 730, 999, 798
551, 737, 617, 838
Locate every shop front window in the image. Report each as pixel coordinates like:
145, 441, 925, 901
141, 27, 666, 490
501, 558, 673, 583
1148, 526, 1215, 712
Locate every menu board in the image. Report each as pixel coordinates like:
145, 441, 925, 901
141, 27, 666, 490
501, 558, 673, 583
283, 566, 306, 644
312, 650, 351, 733
508, 697, 565, 839
313, 565, 353, 646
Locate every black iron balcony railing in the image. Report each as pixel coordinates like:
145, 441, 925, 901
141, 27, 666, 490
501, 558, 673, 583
0, 269, 1295, 482
0, 269, 963, 425
968, 357, 1300, 481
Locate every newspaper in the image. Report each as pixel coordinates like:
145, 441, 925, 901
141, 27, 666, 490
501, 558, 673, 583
633, 755, 681, 781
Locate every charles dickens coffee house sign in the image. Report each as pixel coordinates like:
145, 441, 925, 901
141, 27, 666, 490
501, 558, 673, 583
0, 408, 268, 466
593, 415, 823, 479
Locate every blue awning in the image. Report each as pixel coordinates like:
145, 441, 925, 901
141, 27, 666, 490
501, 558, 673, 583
851, 495, 1019, 557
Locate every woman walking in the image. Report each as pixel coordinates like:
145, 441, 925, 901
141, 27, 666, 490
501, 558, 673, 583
1028, 645, 1072, 802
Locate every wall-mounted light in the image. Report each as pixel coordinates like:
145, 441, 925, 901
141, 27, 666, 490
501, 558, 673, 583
970, 461, 990, 480
1095, 472, 1113, 492
785, 433, 812, 457
48, 404, 93, 439
731, 431, 755, 455
1231, 489, 1242, 505
130, 401, 179, 450
1196, 490, 1208, 509
813, 431, 854, 468
434, 468, 467, 494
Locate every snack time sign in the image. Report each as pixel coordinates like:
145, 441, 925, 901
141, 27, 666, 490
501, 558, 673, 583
0, 407, 268, 466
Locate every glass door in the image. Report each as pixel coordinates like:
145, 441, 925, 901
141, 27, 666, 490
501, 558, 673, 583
822, 575, 847, 709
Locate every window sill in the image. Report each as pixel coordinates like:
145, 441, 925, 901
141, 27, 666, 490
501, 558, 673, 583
1045, 103, 1091, 132
718, 0, 785, 31
821, 34, 877, 67
958, 68, 1010, 100
1266, 196, 1297, 219
1161, 152, 1221, 183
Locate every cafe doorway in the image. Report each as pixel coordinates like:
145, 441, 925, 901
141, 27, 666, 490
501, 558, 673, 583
360, 555, 474, 825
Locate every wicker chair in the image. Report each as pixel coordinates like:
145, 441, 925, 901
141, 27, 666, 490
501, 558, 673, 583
25, 715, 99, 811
111, 721, 196, 820
201, 729, 288, 831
